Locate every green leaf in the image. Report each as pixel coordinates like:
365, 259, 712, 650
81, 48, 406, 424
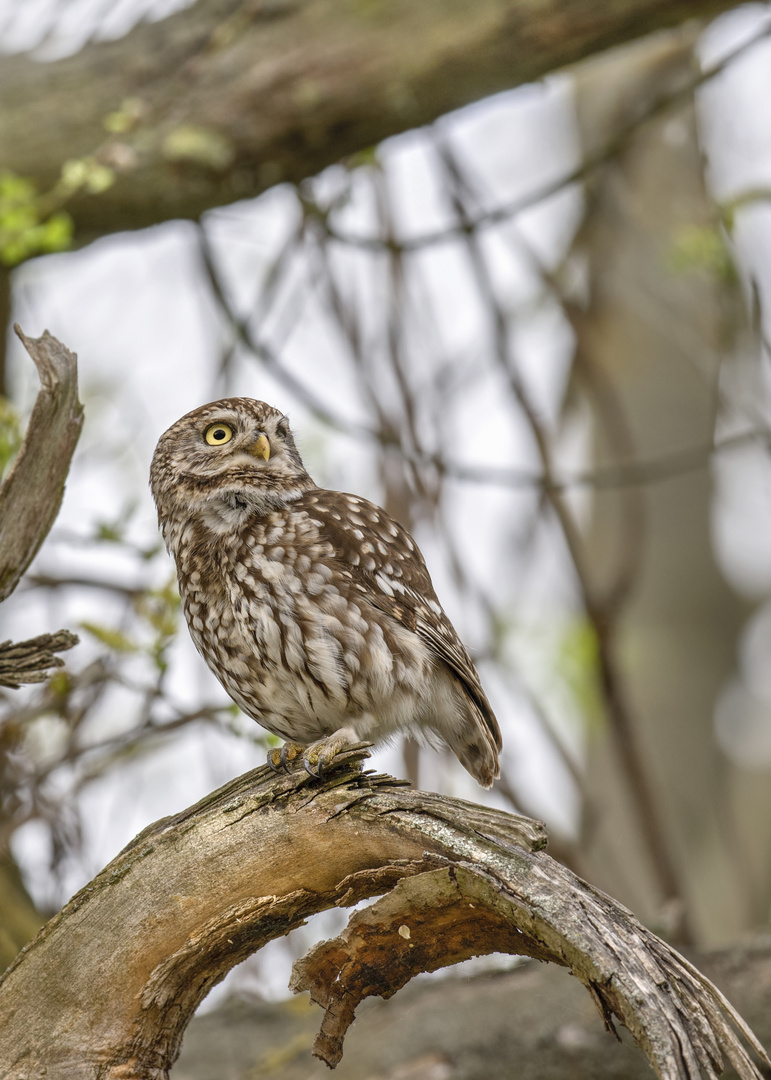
346, 146, 379, 170
39, 211, 74, 253
556, 617, 604, 734
60, 158, 114, 196
103, 97, 145, 135
669, 224, 736, 284
47, 670, 71, 698
0, 172, 35, 202
0, 170, 74, 266
95, 521, 124, 543
162, 126, 235, 170
79, 621, 139, 653
134, 578, 181, 671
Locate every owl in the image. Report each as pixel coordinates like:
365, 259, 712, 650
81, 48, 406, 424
150, 398, 501, 788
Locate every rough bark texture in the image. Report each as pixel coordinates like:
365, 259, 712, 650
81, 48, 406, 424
0, 0, 743, 243
0, 754, 767, 1080
0, 327, 84, 602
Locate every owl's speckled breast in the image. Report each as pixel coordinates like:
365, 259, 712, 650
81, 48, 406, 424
174, 498, 432, 744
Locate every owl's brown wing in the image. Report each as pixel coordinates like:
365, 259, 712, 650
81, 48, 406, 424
302, 489, 502, 752
409, 603, 501, 742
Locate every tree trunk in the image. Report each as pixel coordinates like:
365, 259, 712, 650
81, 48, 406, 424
0, 753, 766, 1080
570, 32, 756, 943
0, 0, 744, 244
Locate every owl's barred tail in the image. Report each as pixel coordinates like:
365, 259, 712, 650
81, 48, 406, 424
461, 741, 500, 789
449, 706, 502, 790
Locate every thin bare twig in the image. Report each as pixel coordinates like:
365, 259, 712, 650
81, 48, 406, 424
323, 20, 771, 254
197, 199, 771, 496
195, 222, 367, 439
434, 134, 692, 931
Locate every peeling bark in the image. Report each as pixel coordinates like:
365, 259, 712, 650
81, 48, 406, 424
173, 941, 771, 1080
0, 754, 766, 1080
291, 865, 556, 1067
0, 630, 78, 688
0, 0, 744, 243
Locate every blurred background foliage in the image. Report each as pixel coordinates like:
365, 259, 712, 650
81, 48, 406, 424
2, 0, 771, 1027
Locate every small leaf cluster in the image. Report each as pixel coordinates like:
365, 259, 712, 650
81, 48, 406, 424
669, 223, 736, 284
79, 577, 180, 675
0, 155, 118, 267
0, 172, 72, 266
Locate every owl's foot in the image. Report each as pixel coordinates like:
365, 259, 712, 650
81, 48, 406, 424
302, 733, 374, 779
267, 741, 305, 772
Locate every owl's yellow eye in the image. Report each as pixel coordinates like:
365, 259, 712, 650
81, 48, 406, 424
204, 423, 233, 446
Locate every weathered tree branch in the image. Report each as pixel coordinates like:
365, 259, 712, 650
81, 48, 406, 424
0, 753, 767, 1080
0, 329, 82, 975
0, 0, 744, 244
0, 630, 78, 689
0, 326, 83, 603
174, 940, 771, 1080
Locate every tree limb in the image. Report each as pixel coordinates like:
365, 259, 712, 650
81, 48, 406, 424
174, 941, 771, 1080
0, 754, 766, 1080
0, 0, 745, 244
0, 326, 83, 603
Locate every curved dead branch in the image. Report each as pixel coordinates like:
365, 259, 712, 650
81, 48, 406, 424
0, 752, 766, 1080
0, 326, 83, 603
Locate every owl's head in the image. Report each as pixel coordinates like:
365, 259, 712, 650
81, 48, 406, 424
150, 398, 314, 534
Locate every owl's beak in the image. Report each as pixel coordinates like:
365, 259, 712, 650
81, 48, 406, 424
248, 434, 271, 461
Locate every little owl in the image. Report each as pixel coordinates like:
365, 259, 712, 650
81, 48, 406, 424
150, 398, 501, 787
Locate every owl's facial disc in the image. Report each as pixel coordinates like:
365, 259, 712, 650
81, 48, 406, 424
151, 397, 315, 534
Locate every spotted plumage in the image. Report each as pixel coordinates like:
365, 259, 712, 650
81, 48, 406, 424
150, 398, 501, 787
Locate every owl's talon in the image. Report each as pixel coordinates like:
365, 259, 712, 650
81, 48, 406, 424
302, 737, 340, 779
302, 754, 324, 780
302, 738, 374, 780
267, 742, 305, 772
281, 742, 305, 769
